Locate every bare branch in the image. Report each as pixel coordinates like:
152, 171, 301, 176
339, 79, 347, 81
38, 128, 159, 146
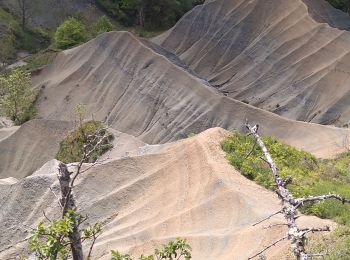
253, 210, 282, 226
295, 194, 350, 209
42, 210, 52, 222
245, 121, 350, 260
245, 138, 258, 159
248, 236, 288, 259
300, 226, 330, 236
263, 223, 288, 229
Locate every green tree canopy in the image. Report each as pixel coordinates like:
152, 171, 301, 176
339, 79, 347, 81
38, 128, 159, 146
54, 18, 87, 49
95, 15, 113, 35
96, 0, 205, 29
0, 69, 36, 125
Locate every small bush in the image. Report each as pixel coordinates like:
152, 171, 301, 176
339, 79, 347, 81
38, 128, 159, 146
54, 18, 87, 49
0, 69, 37, 125
111, 238, 192, 260
221, 131, 350, 224
56, 120, 114, 163
95, 15, 113, 35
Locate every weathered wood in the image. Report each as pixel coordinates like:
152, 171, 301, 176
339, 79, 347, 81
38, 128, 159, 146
245, 122, 350, 260
58, 163, 84, 260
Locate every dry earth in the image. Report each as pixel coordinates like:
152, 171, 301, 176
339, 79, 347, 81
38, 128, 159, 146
33, 31, 350, 158
154, 0, 350, 126
0, 128, 333, 260
1, 0, 350, 259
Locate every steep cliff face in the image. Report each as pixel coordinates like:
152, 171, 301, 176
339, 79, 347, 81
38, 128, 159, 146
154, 0, 350, 126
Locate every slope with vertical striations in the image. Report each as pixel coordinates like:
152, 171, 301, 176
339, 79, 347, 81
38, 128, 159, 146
33, 31, 350, 158
154, 0, 350, 126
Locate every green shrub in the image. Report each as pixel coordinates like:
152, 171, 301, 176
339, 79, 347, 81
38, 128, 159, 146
222, 131, 350, 257
54, 18, 87, 49
56, 120, 114, 163
0, 69, 37, 125
95, 15, 113, 35
111, 238, 192, 260
221, 131, 350, 225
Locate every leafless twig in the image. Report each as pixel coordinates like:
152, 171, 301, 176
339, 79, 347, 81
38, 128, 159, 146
248, 236, 288, 259
245, 121, 350, 260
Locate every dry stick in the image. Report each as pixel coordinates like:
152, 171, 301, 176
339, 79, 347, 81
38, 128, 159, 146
56, 128, 110, 260
248, 236, 288, 260
253, 210, 282, 226
245, 122, 350, 260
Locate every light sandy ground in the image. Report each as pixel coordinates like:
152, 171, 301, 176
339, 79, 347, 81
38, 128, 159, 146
0, 1, 348, 259
154, 0, 350, 126
0, 128, 333, 259
33, 31, 350, 159
0, 120, 74, 179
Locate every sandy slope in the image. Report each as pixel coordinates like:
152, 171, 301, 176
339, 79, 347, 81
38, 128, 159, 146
0, 119, 73, 179
33, 31, 350, 158
0, 128, 332, 259
154, 0, 350, 126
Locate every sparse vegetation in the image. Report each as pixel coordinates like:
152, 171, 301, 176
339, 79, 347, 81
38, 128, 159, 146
23, 49, 58, 71
56, 120, 114, 163
0, 68, 36, 125
308, 225, 350, 259
222, 130, 350, 258
111, 238, 192, 260
327, 0, 350, 13
96, 0, 205, 30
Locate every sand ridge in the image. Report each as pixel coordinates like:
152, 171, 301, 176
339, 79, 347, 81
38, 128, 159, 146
33, 31, 350, 159
0, 128, 333, 259
154, 0, 350, 126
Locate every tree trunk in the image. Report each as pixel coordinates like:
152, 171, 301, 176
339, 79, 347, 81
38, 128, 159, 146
58, 163, 84, 260
138, 5, 145, 27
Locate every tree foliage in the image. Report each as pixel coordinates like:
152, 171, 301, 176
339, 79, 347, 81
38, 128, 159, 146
29, 210, 102, 260
56, 120, 114, 163
0, 69, 36, 125
95, 15, 113, 35
0, 28, 16, 70
111, 238, 192, 260
54, 18, 87, 49
327, 0, 350, 13
96, 0, 205, 29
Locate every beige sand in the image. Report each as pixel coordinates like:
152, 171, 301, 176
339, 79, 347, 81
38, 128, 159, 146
0, 119, 74, 179
154, 0, 350, 126
0, 128, 333, 259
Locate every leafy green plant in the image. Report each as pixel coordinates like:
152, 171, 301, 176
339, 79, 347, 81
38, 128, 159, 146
222, 130, 350, 258
29, 210, 102, 260
95, 15, 113, 35
0, 69, 37, 125
221, 131, 350, 224
56, 120, 114, 163
111, 238, 192, 260
54, 18, 87, 49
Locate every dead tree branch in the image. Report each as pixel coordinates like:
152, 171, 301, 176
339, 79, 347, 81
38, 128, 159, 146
245, 121, 350, 260
55, 126, 112, 260
253, 210, 282, 226
248, 236, 288, 259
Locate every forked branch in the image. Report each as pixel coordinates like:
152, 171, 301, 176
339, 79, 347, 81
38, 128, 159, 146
245, 121, 350, 260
